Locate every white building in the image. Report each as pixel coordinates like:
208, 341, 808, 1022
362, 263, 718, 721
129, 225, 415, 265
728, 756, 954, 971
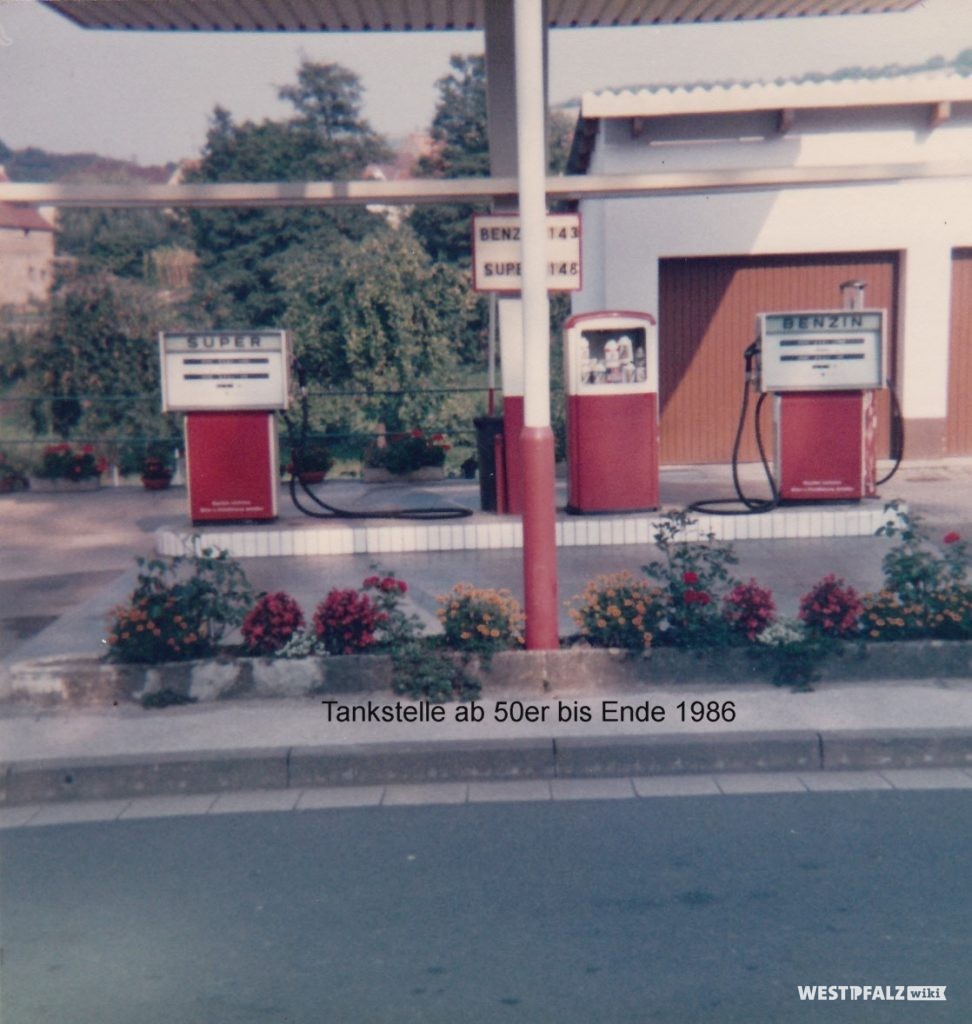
568, 60, 972, 464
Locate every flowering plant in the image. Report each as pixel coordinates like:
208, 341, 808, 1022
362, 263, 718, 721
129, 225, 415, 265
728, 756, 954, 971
363, 430, 449, 474
437, 583, 524, 654
722, 579, 777, 641
570, 572, 664, 649
863, 505, 972, 640
362, 572, 424, 649
752, 618, 826, 689
242, 591, 306, 656
104, 545, 253, 664
313, 588, 386, 655
35, 442, 106, 481
798, 574, 862, 638
642, 511, 738, 647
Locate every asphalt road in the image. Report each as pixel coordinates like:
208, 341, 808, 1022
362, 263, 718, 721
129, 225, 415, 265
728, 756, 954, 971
2, 788, 970, 1023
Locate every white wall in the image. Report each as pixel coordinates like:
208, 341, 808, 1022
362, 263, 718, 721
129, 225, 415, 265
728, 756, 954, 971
574, 103, 972, 425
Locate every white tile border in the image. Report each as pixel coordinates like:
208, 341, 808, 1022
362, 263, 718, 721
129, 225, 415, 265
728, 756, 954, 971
156, 501, 902, 558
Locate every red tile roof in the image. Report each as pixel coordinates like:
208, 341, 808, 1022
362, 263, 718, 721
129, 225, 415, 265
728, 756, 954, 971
0, 204, 54, 232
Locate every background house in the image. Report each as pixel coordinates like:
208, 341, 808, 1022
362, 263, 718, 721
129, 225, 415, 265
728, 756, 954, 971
0, 167, 55, 309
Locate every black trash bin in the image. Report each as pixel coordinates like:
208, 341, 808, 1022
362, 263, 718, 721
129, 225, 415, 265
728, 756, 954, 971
473, 414, 505, 512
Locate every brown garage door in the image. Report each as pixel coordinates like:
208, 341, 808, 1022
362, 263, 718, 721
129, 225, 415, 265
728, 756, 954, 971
658, 252, 899, 465
948, 249, 972, 455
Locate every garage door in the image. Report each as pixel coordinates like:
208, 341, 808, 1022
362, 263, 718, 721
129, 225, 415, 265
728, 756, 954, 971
948, 249, 972, 455
658, 252, 899, 465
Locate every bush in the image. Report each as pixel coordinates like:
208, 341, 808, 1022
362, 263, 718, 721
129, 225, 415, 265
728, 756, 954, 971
242, 591, 306, 655
798, 574, 862, 638
437, 583, 523, 654
313, 588, 386, 655
105, 545, 253, 663
722, 579, 776, 642
570, 571, 664, 649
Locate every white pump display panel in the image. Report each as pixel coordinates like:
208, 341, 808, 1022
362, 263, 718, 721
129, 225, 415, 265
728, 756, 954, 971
757, 310, 886, 392
564, 313, 658, 396
160, 330, 291, 412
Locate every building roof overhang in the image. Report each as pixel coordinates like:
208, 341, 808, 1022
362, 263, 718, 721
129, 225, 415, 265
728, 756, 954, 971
44, 0, 921, 33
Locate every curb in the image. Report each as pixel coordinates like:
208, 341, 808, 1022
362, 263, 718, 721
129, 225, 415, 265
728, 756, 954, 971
4, 727, 972, 806
5, 640, 972, 706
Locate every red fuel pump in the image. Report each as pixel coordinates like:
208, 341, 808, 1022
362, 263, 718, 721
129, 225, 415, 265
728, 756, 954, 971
758, 283, 887, 502
160, 330, 290, 523
563, 311, 659, 513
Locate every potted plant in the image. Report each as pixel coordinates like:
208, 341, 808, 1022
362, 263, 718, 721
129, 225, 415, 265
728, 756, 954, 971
141, 455, 174, 490
362, 430, 449, 482
287, 443, 334, 484
0, 452, 29, 494
31, 443, 106, 492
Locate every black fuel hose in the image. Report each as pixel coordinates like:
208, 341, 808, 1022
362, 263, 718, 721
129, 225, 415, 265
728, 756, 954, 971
280, 396, 474, 522
687, 373, 780, 517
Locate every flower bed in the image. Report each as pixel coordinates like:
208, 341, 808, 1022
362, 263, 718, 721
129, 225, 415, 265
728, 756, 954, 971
8, 503, 965, 708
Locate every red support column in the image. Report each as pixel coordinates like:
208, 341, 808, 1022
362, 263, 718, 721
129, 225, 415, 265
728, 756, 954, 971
520, 425, 560, 649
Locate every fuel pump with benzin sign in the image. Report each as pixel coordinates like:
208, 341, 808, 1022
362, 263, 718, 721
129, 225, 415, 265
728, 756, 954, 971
563, 311, 659, 514
757, 282, 890, 502
159, 330, 291, 523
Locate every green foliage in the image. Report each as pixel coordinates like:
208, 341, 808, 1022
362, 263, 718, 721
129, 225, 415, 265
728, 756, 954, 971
390, 642, 481, 703
105, 544, 253, 663
56, 206, 189, 281
408, 55, 490, 268
186, 62, 391, 326
642, 511, 738, 647
279, 227, 474, 433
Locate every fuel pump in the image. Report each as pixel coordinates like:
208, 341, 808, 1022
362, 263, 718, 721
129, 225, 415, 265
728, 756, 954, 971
759, 281, 889, 502
563, 310, 660, 514
689, 282, 902, 516
160, 330, 290, 523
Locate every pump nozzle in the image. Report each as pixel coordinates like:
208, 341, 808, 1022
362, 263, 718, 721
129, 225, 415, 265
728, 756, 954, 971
744, 340, 760, 381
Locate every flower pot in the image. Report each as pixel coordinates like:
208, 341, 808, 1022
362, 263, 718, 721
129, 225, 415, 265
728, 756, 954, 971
141, 475, 172, 491
296, 469, 327, 485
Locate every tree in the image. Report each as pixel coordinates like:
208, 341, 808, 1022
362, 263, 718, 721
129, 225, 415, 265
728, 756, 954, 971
278, 227, 475, 435
56, 205, 189, 281
408, 55, 489, 268
409, 55, 577, 266
24, 273, 179, 446
187, 61, 392, 327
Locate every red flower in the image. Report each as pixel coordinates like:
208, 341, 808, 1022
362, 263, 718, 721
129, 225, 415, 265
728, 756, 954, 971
682, 571, 699, 585
944, 532, 961, 545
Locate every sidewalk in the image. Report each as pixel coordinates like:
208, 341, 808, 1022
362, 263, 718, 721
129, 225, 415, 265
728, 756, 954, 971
2, 459, 971, 806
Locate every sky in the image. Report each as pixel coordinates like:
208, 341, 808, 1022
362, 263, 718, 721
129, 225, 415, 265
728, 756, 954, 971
1, 0, 971, 167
